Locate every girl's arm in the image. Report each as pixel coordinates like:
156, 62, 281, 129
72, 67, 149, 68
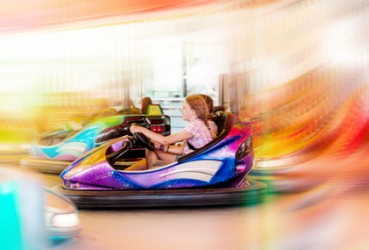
152, 140, 184, 154
130, 123, 192, 145
165, 143, 184, 155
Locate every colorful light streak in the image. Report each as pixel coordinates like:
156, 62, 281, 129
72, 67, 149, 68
0, 0, 369, 249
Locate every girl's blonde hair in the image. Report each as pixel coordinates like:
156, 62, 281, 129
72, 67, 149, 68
185, 94, 209, 125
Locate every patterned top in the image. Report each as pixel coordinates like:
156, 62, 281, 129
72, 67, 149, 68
183, 119, 214, 155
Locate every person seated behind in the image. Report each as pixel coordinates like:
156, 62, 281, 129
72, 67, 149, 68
127, 94, 216, 170
141, 96, 153, 114
200, 94, 218, 138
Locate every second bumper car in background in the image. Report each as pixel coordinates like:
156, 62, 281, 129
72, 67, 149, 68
21, 108, 170, 174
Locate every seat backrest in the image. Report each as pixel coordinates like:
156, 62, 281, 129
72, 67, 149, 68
216, 112, 241, 136
146, 104, 164, 116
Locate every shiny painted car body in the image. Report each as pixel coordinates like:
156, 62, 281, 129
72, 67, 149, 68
45, 187, 80, 240
29, 114, 169, 161
61, 112, 253, 190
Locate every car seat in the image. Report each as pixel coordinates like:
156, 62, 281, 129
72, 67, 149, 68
178, 112, 241, 162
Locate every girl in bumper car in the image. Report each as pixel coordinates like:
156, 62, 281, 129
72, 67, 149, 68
128, 94, 217, 170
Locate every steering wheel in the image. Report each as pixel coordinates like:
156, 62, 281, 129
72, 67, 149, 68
106, 140, 130, 164
133, 132, 155, 151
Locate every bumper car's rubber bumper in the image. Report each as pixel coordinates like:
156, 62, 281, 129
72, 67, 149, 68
52, 178, 268, 209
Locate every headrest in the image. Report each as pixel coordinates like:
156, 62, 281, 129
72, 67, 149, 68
146, 104, 164, 116
216, 112, 240, 136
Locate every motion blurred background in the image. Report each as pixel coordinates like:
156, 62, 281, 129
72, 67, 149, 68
1, 0, 369, 248
2, 0, 369, 185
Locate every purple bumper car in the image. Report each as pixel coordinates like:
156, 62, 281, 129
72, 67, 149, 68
55, 112, 267, 208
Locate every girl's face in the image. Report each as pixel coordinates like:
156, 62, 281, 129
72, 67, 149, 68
181, 101, 195, 121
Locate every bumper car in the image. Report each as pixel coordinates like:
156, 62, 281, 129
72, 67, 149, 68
0, 167, 80, 249
45, 187, 81, 242
21, 113, 170, 174
54, 112, 267, 208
